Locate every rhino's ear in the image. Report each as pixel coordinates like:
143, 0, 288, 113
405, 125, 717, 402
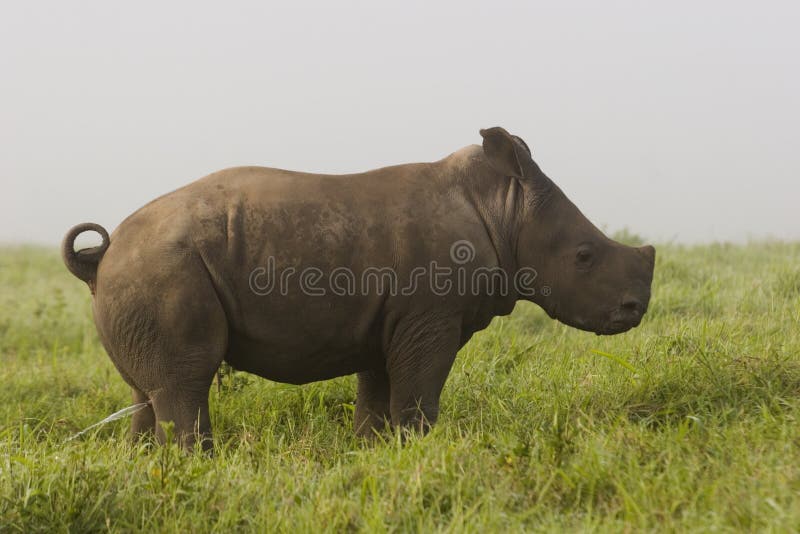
479, 127, 533, 178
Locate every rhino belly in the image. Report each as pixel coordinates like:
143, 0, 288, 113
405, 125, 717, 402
224, 329, 376, 385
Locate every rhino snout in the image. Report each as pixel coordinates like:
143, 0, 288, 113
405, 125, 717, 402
597, 283, 652, 335
621, 293, 646, 318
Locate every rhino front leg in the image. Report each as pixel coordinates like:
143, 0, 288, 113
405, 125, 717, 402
354, 368, 391, 438
386, 313, 460, 434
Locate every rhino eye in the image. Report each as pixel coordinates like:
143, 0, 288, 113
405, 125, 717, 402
575, 245, 595, 268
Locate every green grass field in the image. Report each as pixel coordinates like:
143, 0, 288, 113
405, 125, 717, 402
2, 241, 800, 532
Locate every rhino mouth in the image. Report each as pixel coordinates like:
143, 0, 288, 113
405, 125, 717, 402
595, 311, 643, 336
553, 304, 645, 336
595, 320, 635, 336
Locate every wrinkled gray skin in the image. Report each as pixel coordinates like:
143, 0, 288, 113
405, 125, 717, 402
63, 127, 655, 451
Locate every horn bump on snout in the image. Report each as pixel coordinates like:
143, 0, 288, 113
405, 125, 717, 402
639, 245, 656, 267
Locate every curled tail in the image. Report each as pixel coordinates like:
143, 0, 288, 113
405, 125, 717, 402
62, 223, 110, 291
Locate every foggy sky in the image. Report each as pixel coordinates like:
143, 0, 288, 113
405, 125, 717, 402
2, 1, 798, 245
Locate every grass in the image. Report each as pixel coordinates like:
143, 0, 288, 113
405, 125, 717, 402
1, 241, 800, 532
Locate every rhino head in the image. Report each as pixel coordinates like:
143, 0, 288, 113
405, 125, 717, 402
481, 127, 655, 335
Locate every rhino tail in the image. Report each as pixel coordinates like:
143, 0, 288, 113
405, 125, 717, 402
62, 223, 110, 291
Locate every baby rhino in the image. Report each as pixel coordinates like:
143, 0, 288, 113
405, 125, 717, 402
63, 127, 655, 450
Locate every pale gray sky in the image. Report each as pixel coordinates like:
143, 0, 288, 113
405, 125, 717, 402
2, 1, 798, 245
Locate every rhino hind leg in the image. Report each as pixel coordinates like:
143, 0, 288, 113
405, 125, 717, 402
94, 254, 228, 452
130, 386, 156, 439
136, 315, 226, 452
143, 289, 226, 452
151, 380, 216, 452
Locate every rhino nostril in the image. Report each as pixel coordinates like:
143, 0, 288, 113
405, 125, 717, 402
621, 297, 642, 314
